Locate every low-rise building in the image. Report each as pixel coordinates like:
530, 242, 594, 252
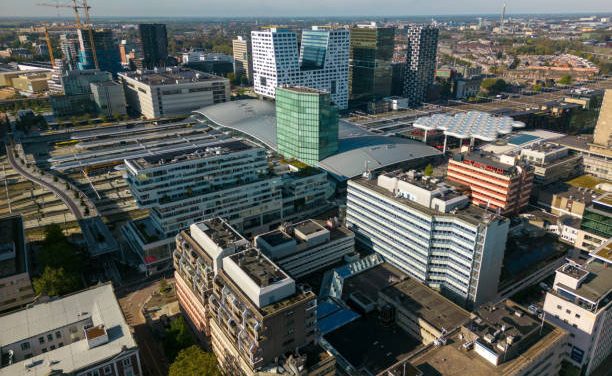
519, 143, 582, 187
0, 283, 142, 376
574, 193, 611, 252
0, 215, 33, 313
536, 183, 594, 218
10, 72, 50, 94
119, 67, 230, 119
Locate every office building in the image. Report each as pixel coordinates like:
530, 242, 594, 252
138, 24, 168, 70
346, 170, 510, 307
589, 89, 612, 156
276, 86, 339, 166
90, 81, 127, 117
232, 36, 253, 82
173, 219, 336, 375
542, 251, 612, 375
122, 139, 332, 274
251, 26, 350, 109
62, 69, 113, 96
405, 300, 568, 376
403, 25, 439, 107
255, 218, 354, 278
49, 69, 113, 117
349, 23, 395, 106
447, 153, 534, 215
0, 283, 142, 376
0, 215, 34, 313
519, 143, 582, 187
59, 34, 80, 70
49, 93, 96, 117
574, 192, 612, 252
119, 67, 230, 119
77, 28, 122, 75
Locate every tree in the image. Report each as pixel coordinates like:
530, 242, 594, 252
169, 346, 221, 376
163, 317, 195, 361
480, 78, 507, 95
532, 84, 543, 92
424, 164, 434, 176
38, 224, 84, 280
33, 266, 81, 297
558, 74, 573, 85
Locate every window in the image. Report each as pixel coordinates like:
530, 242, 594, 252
20, 342, 30, 351
103, 365, 112, 375
123, 358, 132, 367
565, 309, 571, 314
42, 348, 47, 353
50, 345, 55, 350
58, 342, 63, 347
47, 334, 53, 341
575, 314, 580, 319
55, 331, 62, 339
556, 305, 562, 310
38, 337, 45, 344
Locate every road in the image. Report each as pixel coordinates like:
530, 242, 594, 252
5, 143, 84, 220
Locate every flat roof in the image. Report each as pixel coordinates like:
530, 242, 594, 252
380, 279, 470, 333
193, 100, 441, 181
196, 217, 247, 249
229, 249, 290, 288
120, 67, 226, 86
591, 239, 612, 264
0, 284, 136, 376
559, 260, 612, 304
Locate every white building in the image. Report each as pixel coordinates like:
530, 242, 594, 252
255, 219, 355, 278
251, 27, 349, 109
0, 283, 142, 376
119, 67, 230, 119
181, 49, 233, 64
542, 246, 612, 375
346, 170, 510, 307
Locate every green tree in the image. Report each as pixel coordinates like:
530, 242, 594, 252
33, 266, 81, 297
163, 316, 195, 361
532, 84, 542, 92
424, 163, 434, 176
38, 224, 84, 281
169, 346, 221, 376
558, 74, 573, 85
480, 78, 507, 95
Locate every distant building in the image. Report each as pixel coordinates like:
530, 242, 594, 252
276, 86, 339, 166
77, 29, 122, 75
454, 76, 482, 99
519, 143, 582, 187
49, 93, 96, 117
119, 67, 230, 119
90, 81, 127, 117
0, 215, 33, 313
0, 283, 142, 376
62, 69, 113, 96
251, 26, 350, 109
232, 36, 253, 82
10, 72, 50, 94
349, 23, 395, 106
346, 170, 510, 307
59, 34, 80, 70
543, 252, 612, 375
138, 24, 168, 70
403, 25, 439, 107
447, 153, 534, 215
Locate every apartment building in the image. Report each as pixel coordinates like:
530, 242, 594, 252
0, 215, 34, 313
403, 25, 439, 107
119, 67, 230, 119
0, 283, 142, 376
346, 170, 510, 307
173, 219, 335, 375
255, 219, 354, 278
232, 36, 253, 82
542, 250, 612, 375
447, 153, 534, 215
251, 26, 350, 109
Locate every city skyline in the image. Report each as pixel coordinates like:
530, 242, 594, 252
1, 0, 612, 18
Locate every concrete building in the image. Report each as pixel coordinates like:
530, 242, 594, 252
536, 183, 593, 218
589, 89, 612, 157
138, 24, 168, 70
346, 170, 510, 307
10, 72, 50, 94
403, 25, 439, 107
119, 67, 230, 119
276, 86, 339, 166
574, 192, 612, 252
62, 69, 113, 96
454, 76, 482, 99
173, 219, 336, 376
251, 27, 350, 109
0, 215, 34, 313
90, 81, 127, 117
232, 36, 252, 82
0, 283, 142, 376
447, 153, 534, 215
349, 23, 395, 107
255, 219, 354, 278
519, 143, 582, 187
405, 300, 568, 376
542, 251, 612, 375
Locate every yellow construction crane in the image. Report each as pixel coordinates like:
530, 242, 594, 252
37, 1, 99, 70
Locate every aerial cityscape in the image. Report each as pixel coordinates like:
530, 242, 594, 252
0, 1, 611, 376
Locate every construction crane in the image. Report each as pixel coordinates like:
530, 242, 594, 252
37, 1, 99, 70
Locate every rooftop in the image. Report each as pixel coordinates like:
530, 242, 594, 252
120, 67, 226, 86
0, 215, 26, 278
228, 248, 290, 288
0, 283, 136, 376
197, 217, 247, 250
591, 239, 612, 264
452, 152, 518, 175
278, 86, 327, 94
556, 259, 612, 305
380, 279, 471, 333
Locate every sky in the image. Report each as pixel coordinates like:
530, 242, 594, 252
1, 0, 611, 18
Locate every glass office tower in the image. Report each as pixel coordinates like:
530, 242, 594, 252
77, 29, 122, 75
276, 86, 339, 166
349, 24, 395, 106
138, 24, 169, 70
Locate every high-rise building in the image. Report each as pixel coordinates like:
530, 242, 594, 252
276, 86, 339, 166
90, 81, 127, 117
403, 25, 439, 107
589, 89, 612, 157
346, 170, 510, 307
77, 28, 122, 75
349, 23, 395, 106
447, 153, 534, 216
173, 218, 336, 375
232, 36, 252, 82
251, 26, 350, 109
138, 24, 168, 70
59, 34, 80, 70
542, 249, 612, 376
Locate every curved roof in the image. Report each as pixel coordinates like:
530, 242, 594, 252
413, 111, 525, 142
194, 100, 441, 181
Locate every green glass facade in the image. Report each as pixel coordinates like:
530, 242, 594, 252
580, 201, 612, 239
300, 30, 329, 70
276, 87, 339, 166
349, 26, 395, 106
